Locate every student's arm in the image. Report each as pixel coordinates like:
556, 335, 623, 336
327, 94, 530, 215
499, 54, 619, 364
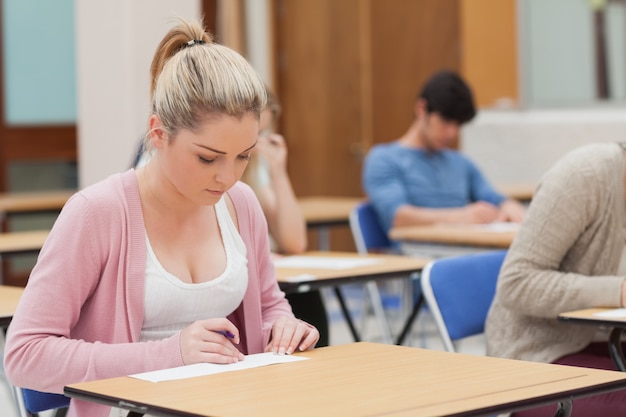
393, 201, 500, 227
4, 190, 184, 394
465, 154, 526, 223
255, 133, 307, 254
496, 161, 624, 319
497, 199, 526, 223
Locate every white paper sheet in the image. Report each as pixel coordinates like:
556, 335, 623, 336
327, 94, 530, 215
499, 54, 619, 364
593, 308, 626, 318
274, 256, 381, 270
130, 352, 309, 382
473, 222, 521, 232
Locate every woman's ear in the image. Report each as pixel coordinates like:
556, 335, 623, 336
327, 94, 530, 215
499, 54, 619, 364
148, 114, 167, 149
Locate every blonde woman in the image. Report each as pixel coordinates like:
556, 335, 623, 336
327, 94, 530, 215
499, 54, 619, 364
5, 19, 319, 417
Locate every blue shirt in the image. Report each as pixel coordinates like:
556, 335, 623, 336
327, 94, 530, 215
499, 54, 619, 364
362, 141, 506, 232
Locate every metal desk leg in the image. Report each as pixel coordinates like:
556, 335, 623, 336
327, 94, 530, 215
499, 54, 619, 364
395, 295, 424, 345
609, 327, 626, 372
333, 287, 361, 342
365, 281, 393, 344
553, 399, 573, 417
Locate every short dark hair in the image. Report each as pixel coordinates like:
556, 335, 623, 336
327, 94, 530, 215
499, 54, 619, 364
418, 70, 476, 124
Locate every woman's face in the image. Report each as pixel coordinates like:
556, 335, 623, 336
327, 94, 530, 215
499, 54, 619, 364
153, 113, 259, 206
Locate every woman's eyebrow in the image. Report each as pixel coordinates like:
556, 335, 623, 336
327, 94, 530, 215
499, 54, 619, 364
195, 143, 226, 154
195, 141, 257, 154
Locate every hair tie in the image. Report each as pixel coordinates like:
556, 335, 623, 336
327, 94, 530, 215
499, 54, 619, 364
184, 39, 205, 48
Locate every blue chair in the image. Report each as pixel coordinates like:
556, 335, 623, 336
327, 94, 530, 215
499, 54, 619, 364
349, 202, 424, 344
15, 387, 70, 417
350, 202, 394, 254
420, 250, 507, 352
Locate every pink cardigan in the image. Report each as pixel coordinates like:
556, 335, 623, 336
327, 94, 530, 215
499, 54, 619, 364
4, 170, 293, 417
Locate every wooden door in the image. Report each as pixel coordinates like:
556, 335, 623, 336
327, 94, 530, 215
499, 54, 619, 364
273, 0, 460, 250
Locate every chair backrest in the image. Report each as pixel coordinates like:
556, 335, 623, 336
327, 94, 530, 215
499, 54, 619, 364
16, 387, 70, 417
349, 202, 393, 254
420, 250, 507, 352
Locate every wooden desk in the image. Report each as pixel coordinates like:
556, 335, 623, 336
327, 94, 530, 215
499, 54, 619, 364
276, 251, 429, 344
496, 182, 536, 202
0, 189, 74, 215
0, 285, 23, 327
65, 341, 626, 417
298, 196, 362, 250
559, 308, 626, 372
389, 223, 518, 257
0, 230, 49, 256
276, 251, 428, 292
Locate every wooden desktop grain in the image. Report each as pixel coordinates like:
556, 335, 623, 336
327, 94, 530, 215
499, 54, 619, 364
298, 196, 362, 225
0, 189, 74, 213
0, 230, 49, 255
0, 285, 23, 321
389, 224, 516, 248
65, 342, 626, 417
275, 251, 429, 283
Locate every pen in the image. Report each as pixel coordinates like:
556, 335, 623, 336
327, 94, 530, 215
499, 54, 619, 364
213, 330, 236, 339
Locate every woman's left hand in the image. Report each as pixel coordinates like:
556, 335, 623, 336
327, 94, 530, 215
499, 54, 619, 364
265, 316, 320, 355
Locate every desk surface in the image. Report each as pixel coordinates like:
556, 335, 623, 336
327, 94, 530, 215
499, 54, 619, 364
275, 251, 428, 292
0, 230, 49, 256
0, 189, 74, 214
558, 308, 626, 329
496, 182, 536, 201
389, 223, 518, 249
298, 196, 362, 226
65, 342, 626, 417
0, 285, 23, 326
558, 308, 626, 372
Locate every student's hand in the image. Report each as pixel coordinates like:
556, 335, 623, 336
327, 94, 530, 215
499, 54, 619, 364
179, 318, 244, 365
497, 199, 526, 223
463, 201, 500, 224
265, 316, 319, 355
256, 132, 288, 174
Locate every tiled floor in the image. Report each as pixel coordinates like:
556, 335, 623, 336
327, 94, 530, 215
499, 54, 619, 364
0, 283, 486, 416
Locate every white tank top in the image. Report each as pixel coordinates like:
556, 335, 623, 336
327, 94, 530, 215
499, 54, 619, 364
140, 197, 248, 342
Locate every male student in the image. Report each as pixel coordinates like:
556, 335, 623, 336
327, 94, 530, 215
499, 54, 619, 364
363, 70, 525, 233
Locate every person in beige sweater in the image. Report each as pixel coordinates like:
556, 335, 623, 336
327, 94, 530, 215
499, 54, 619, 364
485, 142, 626, 416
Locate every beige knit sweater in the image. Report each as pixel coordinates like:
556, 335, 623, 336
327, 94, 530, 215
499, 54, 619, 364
485, 142, 626, 363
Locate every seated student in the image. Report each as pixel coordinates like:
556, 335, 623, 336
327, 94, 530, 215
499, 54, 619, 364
362, 70, 525, 234
485, 142, 626, 416
4, 19, 319, 417
240, 89, 330, 347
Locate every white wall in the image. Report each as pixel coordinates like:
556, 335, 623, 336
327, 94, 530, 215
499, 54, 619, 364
462, 107, 626, 184
75, 1, 201, 188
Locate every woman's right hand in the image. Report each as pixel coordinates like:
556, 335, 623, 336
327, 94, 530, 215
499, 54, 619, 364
179, 318, 244, 365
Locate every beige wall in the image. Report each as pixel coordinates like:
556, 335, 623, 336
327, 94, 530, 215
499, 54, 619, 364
76, 1, 201, 188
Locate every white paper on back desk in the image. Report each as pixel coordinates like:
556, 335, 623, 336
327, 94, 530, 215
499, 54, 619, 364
130, 352, 309, 382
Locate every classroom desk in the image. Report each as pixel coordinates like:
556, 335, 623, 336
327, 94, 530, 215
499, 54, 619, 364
0, 189, 74, 215
0, 284, 23, 327
496, 182, 536, 202
298, 196, 363, 250
275, 251, 429, 344
389, 222, 518, 258
64, 341, 626, 417
559, 308, 626, 372
0, 230, 49, 256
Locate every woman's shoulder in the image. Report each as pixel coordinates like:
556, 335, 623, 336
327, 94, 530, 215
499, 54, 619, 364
67, 170, 139, 216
